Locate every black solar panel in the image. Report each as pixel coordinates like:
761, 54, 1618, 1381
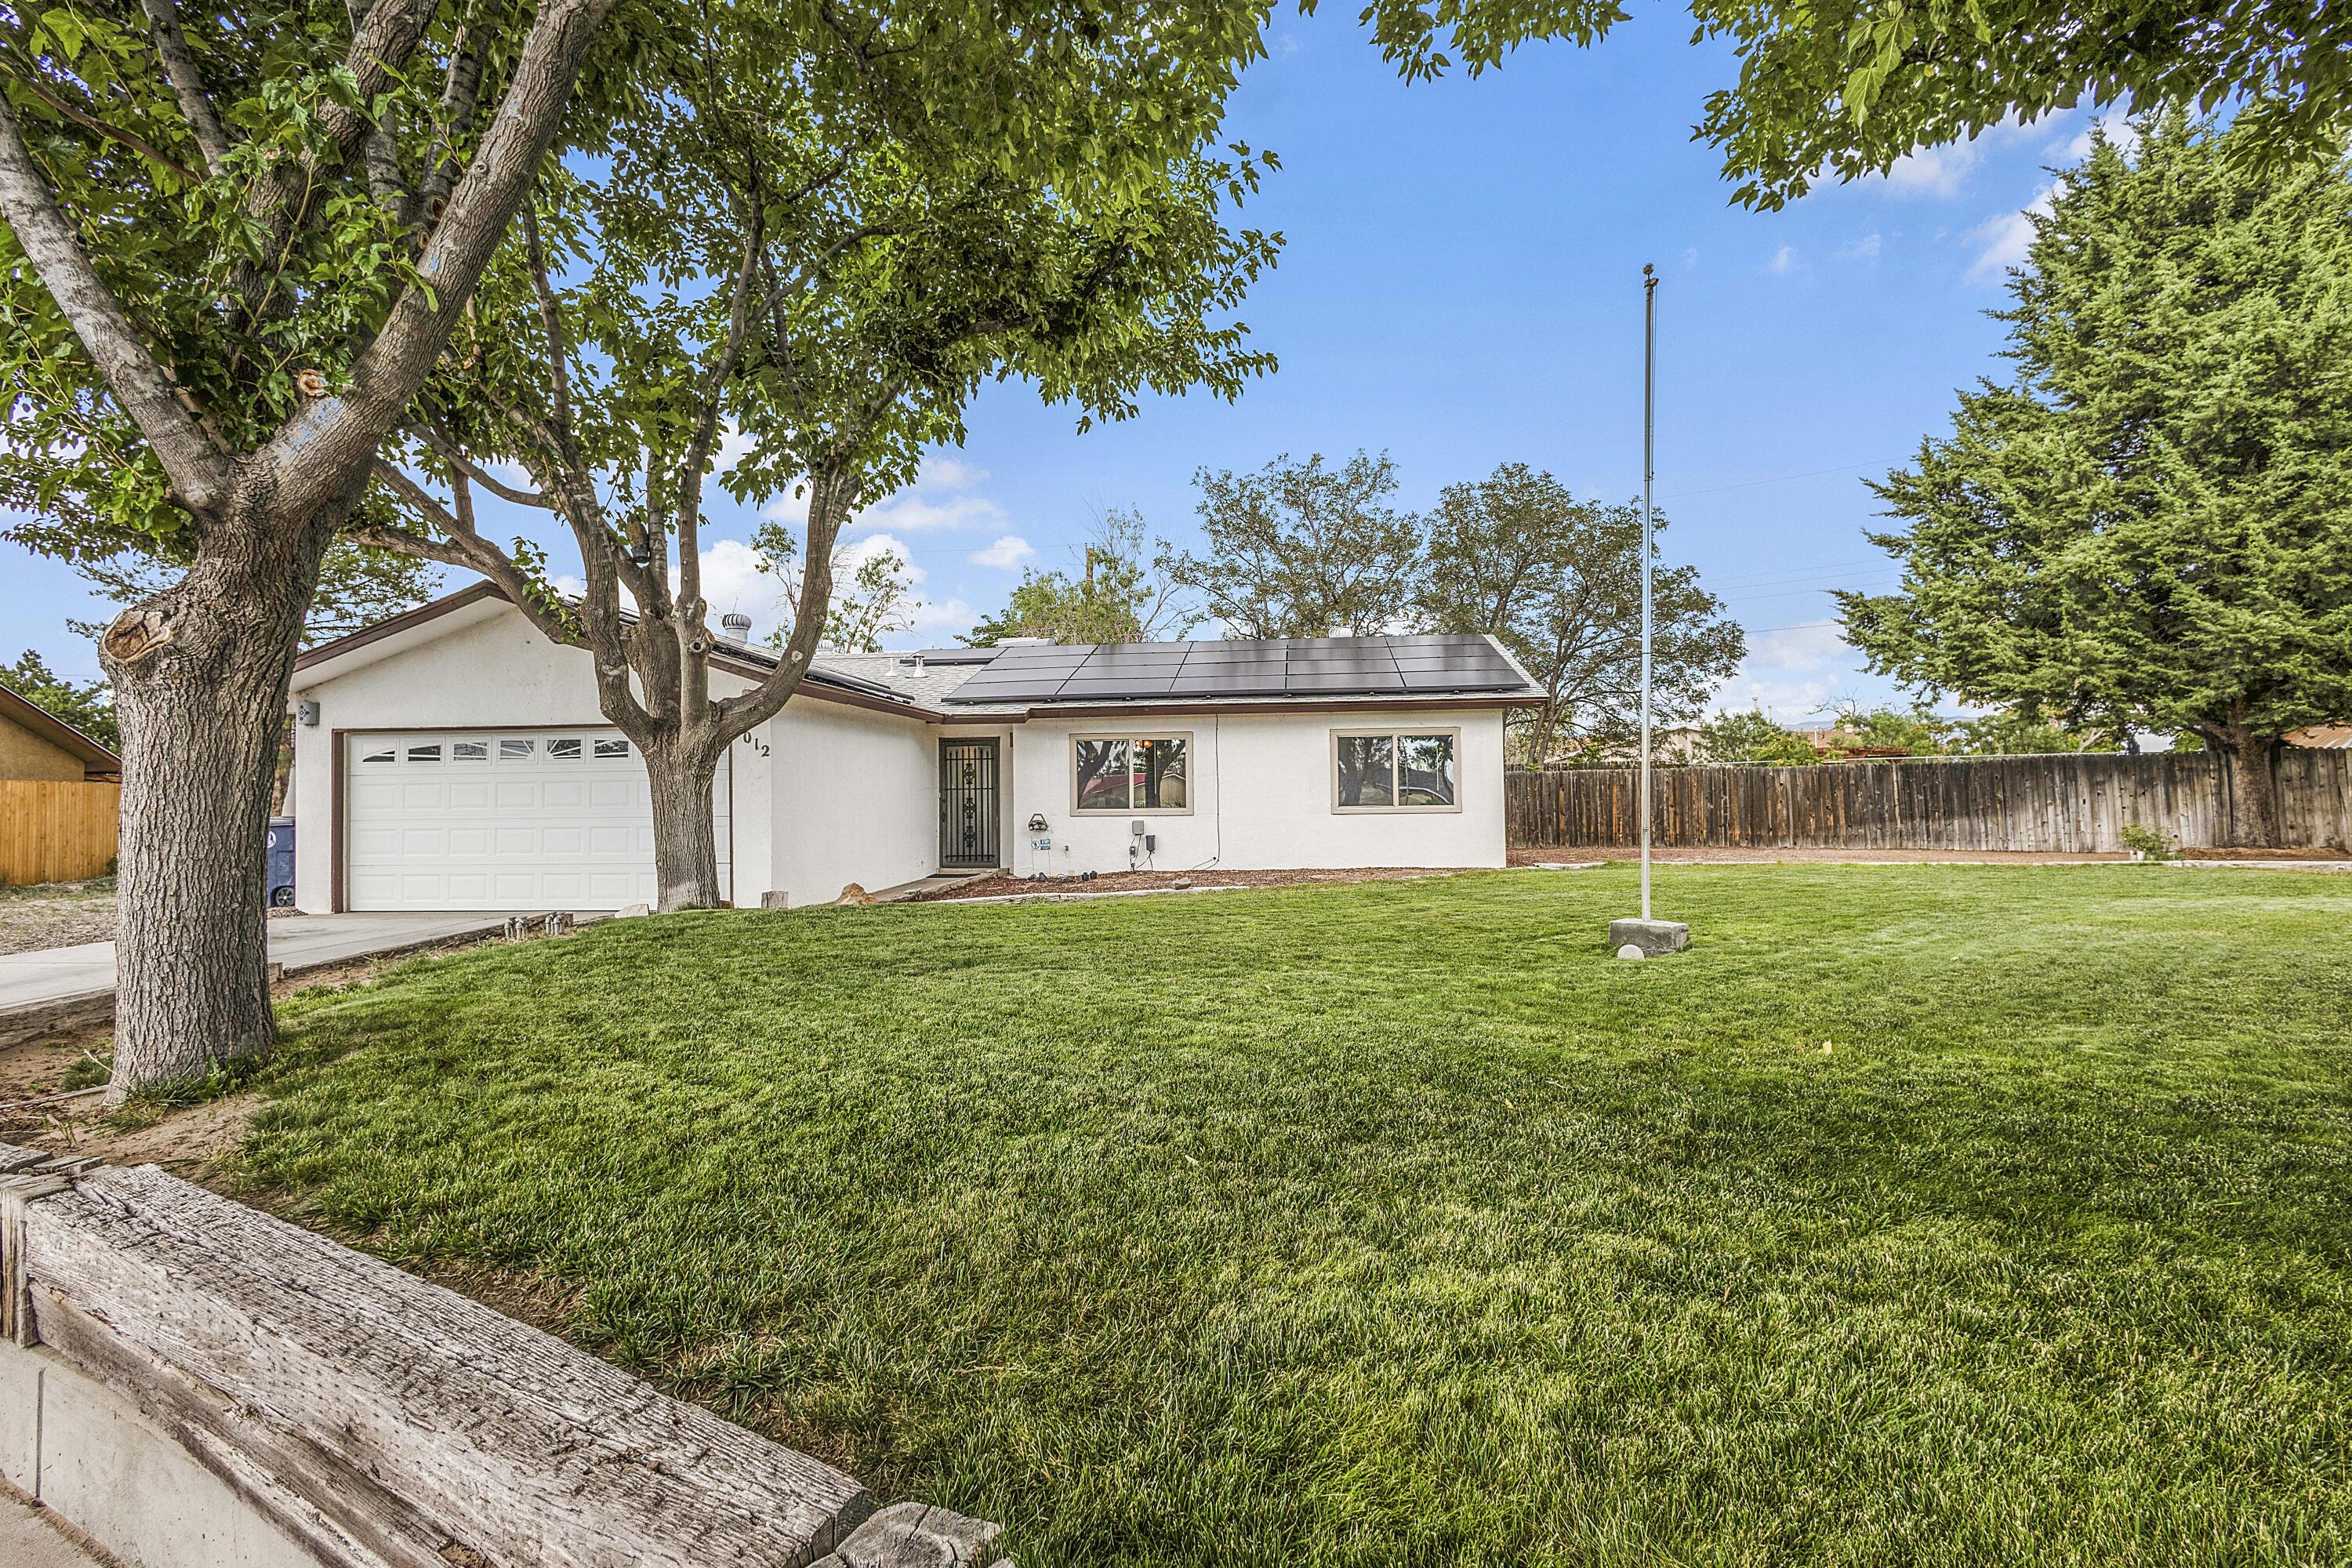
940, 634, 1527, 705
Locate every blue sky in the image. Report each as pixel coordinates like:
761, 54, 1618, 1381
1, 9, 2112, 721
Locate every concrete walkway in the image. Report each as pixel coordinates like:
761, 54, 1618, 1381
0, 913, 521, 1025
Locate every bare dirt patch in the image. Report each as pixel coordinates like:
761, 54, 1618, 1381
0, 877, 116, 956
0, 927, 539, 1182
906, 866, 1468, 902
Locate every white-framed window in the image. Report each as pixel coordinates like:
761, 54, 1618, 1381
499, 738, 535, 760
1072, 731, 1193, 815
548, 738, 583, 760
1332, 728, 1461, 812
452, 739, 489, 761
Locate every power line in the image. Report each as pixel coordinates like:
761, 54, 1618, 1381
1705, 557, 1896, 591
1716, 575, 1902, 605
1658, 461, 1890, 502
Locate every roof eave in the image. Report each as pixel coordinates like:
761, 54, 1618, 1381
0, 683, 121, 770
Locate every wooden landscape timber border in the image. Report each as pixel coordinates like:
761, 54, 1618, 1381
1505, 751, 2352, 853
0, 1142, 1007, 1568
0, 780, 120, 886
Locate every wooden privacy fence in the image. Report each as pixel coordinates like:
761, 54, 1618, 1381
1506, 751, 2352, 853
0, 778, 120, 884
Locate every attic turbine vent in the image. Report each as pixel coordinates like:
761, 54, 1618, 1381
720, 612, 753, 637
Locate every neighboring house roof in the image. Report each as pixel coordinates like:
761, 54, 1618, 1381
295, 584, 1547, 722
0, 681, 121, 775
2287, 722, 2352, 750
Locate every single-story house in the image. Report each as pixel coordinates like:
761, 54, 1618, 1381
285, 583, 1544, 912
0, 683, 119, 782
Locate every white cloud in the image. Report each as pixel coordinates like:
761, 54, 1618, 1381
1871, 115, 2034, 198
922, 455, 988, 490
712, 420, 755, 475
1965, 182, 2058, 281
1768, 245, 1799, 275
1839, 232, 1883, 261
858, 492, 1004, 532
696, 538, 784, 633
901, 597, 975, 637
2060, 109, 2139, 163
969, 534, 1036, 570
1878, 142, 1981, 198
838, 531, 925, 582
1711, 621, 1860, 720
761, 450, 1005, 534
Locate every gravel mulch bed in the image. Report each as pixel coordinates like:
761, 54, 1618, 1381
0, 877, 117, 956
906, 866, 1470, 902
1508, 844, 2127, 866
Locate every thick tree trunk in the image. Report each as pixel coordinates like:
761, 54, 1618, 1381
97, 489, 341, 1103
645, 742, 726, 912
2216, 730, 2285, 848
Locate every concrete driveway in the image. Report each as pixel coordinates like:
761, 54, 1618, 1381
0, 913, 535, 1026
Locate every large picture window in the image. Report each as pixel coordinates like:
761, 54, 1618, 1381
1334, 728, 1459, 811
1073, 733, 1192, 814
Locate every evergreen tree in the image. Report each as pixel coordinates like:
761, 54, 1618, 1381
2, 649, 117, 750
1838, 114, 2352, 845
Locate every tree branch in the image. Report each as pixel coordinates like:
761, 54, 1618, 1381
409, 423, 555, 507
0, 92, 231, 517
133, 0, 231, 175
712, 460, 861, 739
365, 459, 590, 651
2, 67, 202, 182
255, 0, 619, 524
233, 0, 439, 328
521, 203, 575, 441
671, 225, 766, 630
415, 0, 500, 222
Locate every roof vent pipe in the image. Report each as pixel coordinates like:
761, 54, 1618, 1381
720, 612, 753, 638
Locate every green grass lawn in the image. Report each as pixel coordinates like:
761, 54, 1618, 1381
239, 866, 2352, 1566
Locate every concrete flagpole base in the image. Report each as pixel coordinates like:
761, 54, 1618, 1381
1610, 917, 1690, 959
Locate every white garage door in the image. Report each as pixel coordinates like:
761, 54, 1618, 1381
344, 729, 731, 910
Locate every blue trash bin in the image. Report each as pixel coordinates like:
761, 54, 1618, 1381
266, 817, 296, 908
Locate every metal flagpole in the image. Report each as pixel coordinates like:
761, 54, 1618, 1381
1640, 263, 1657, 923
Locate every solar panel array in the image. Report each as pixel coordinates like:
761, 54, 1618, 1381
941, 634, 1529, 706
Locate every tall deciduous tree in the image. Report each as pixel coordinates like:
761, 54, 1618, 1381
1420, 463, 1744, 767
355, 9, 1277, 910
1690, 0, 2352, 209
1, 0, 623, 1095
1166, 450, 1425, 637
967, 512, 1196, 646
1837, 115, 2352, 846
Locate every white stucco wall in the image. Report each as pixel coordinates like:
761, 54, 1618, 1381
764, 700, 938, 907
287, 601, 931, 911
1004, 708, 1508, 877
